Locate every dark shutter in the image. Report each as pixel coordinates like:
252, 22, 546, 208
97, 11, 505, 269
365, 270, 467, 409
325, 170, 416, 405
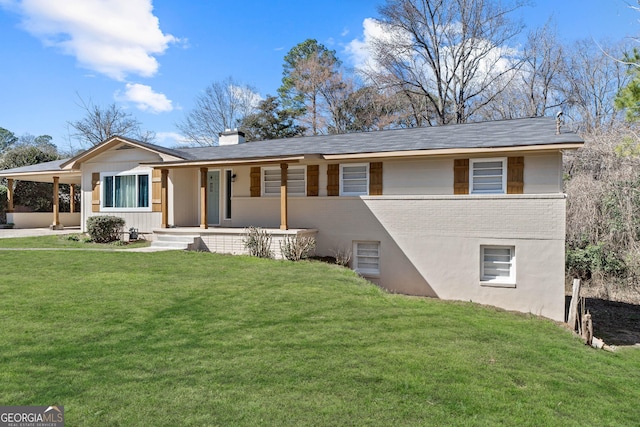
369, 162, 383, 195
507, 157, 524, 194
454, 159, 469, 195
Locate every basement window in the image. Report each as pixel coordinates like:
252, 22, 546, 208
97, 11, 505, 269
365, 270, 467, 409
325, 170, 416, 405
353, 241, 380, 276
480, 245, 515, 287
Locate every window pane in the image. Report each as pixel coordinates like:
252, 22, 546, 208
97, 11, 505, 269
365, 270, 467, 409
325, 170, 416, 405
115, 175, 136, 208
472, 160, 504, 193
482, 246, 513, 281
137, 174, 149, 207
355, 242, 379, 274
264, 167, 306, 196
342, 165, 368, 195
264, 169, 281, 195
103, 176, 114, 208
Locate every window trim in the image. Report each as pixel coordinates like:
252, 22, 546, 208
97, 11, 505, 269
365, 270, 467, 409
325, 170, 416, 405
470, 158, 507, 195
340, 163, 369, 196
353, 241, 380, 276
100, 170, 152, 212
480, 245, 516, 287
261, 166, 307, 197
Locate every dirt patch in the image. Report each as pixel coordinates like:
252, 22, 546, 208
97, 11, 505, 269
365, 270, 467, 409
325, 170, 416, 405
566, 296, 640, 346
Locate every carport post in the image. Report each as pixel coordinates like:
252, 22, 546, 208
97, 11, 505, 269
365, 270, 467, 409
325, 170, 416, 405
70, 184, 75, 213
51, 176, 62, 230
6, 178, 14, 213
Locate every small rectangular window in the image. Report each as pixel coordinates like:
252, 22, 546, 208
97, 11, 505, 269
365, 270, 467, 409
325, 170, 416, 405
101, 172, 151, 210
353, 241, 380, 276
471, 158, 506, 194
341, 164, 369, 196
481, 245, 515, 285
262, 166, 306, 196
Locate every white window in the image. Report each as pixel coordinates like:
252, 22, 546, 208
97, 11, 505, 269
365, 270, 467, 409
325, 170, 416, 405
353, 241, 380, 276
262, 166, 306, 196
341, 164, 369, 196
470, 158, 506, 194
101, 171, 151, 211
481, 246, 515, 286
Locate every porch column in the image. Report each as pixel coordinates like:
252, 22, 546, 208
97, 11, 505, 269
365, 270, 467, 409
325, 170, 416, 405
200, 167, 208, 229
69, 184, 75, 213
51, 176, 62, 230
161, 169, 169, 228
280, 163, 288, 230
6, 178, 14, 213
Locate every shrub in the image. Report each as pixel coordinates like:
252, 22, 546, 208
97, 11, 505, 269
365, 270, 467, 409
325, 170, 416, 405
331, 247, 352, 267
280, 235, 316, 261
566, 242, 626, 280
243, 226, 273, 258
86, 216, 125, 243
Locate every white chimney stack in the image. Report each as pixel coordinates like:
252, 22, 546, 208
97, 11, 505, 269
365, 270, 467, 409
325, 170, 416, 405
219, 128, 246, 145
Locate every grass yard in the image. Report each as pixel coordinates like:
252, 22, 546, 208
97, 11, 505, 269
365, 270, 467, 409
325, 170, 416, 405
1, 250, 639, 426
0, 233, 150, 249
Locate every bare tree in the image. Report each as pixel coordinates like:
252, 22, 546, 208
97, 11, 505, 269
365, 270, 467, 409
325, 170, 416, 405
178, 77, 260, 146
561, 39, 630, 132
481, 22, 565, 120
68, 97, 154, 147
367, 0, 527, 126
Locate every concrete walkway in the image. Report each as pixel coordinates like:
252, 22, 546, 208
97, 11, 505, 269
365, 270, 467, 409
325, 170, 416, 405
0, 227, 81, 238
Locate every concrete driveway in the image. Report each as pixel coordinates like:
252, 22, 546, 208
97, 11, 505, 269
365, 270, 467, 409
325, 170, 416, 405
0, 227, 81, 239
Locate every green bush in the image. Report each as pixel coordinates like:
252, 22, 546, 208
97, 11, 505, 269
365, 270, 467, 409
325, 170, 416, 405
86, 216, 125, 243
566, 242, 626, 280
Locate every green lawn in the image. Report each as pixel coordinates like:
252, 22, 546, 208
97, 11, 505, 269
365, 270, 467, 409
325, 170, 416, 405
1, 250, 639, 426
0, 233, 150, 249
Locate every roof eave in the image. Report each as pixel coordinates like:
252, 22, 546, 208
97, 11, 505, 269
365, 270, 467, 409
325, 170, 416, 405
322, 142, 585, 160
60, 136, 188, 169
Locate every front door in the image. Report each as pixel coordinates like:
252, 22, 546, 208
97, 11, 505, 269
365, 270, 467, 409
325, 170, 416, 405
207, 171, 220, 225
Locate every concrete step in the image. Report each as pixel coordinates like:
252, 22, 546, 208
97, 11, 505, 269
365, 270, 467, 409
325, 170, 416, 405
154, 234, 200, 243
150, 234, 199, 250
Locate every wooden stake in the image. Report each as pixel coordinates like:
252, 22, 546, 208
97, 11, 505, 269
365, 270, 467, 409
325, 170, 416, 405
581, 311, 592, 345
567, 278, 581, 330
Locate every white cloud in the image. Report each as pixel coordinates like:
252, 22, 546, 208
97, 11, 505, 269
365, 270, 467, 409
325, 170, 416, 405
5, 0, 176, 80
229, 84, 263, 110
116, 83, 173, 113
156, 131, 190, 147
345, 18, 401, 72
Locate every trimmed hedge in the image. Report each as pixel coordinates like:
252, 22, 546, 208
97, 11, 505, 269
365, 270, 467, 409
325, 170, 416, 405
86, 215, 125, 243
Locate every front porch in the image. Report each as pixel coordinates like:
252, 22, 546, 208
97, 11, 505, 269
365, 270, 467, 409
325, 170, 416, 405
151, 227, 318, 258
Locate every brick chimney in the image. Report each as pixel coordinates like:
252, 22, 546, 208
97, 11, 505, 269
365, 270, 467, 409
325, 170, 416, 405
219, 129, 246, 146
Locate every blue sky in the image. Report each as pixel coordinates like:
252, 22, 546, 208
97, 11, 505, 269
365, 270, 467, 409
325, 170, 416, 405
0, 0, 637, 151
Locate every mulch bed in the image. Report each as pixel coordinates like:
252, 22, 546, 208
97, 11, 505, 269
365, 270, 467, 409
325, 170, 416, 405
566, 297, 640, 346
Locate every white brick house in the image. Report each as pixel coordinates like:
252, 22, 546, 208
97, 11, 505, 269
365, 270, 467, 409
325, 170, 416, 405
0, 117, 584, 320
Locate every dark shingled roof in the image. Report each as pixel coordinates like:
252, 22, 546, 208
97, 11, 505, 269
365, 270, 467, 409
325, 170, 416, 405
0, 117, 582, 175
170, 117, 582, 162
0, 158, 70, 174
